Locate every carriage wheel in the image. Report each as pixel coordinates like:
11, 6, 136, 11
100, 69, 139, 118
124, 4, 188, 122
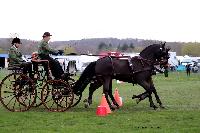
41, 80, 74, 112
71, 93, 82, 107
33, 79, 49, 107
65, 78, 82, 107
32, 68, 49, 107
0, 73, 36, 112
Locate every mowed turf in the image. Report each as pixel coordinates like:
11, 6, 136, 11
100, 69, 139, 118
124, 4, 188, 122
0, 70, 200, 133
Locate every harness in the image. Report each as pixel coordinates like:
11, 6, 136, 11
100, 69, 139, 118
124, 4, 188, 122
108, 56, 115, 75
108, 55, 165, 85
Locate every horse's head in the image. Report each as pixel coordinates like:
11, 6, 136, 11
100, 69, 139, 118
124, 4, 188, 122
139, 42, 170, 66
155, 42, 170, 67
159, 46, 170, 68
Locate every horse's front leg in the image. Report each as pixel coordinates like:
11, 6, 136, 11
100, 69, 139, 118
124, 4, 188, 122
152, 85, 165, 109
108, 79, 119, 109
103, 76, 115, 111
149, 79, 165, 109
148, 92, 158, 110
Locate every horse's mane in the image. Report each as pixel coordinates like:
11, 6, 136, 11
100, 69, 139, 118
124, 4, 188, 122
72, 61, 96, 94
139, 44, 160, 58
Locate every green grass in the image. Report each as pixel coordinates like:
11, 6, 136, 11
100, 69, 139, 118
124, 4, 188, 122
0, 70, 200, 133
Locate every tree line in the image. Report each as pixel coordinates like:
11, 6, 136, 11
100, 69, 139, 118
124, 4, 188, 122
1, 38, 200, 56
181, 42, 200, 56
98, 42, 136, 53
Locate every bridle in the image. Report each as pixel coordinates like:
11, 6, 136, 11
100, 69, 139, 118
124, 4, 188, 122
135, 56, 167, 67
134, 47, 169, 70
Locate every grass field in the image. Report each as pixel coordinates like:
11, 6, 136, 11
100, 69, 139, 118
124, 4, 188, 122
0, 70, 200, 133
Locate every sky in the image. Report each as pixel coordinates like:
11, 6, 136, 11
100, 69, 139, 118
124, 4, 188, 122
0, 0, 200, 42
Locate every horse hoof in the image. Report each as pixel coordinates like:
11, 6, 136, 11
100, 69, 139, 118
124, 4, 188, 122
110, 106, 115, 111
160, 105, 165, 109
84, 103, 89, 108
113, 105, 120, 109
136, 99, 140, 104
83, 99, 88, 103
153, 106, 158, 110
132, 95, 137, 99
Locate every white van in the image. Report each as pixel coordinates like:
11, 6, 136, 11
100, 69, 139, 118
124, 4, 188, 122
181, 58, 194, 66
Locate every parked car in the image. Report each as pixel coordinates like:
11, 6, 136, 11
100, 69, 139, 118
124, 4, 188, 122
191, 65, 199, 73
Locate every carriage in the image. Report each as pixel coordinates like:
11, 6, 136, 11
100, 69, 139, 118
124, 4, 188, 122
0, 57, 81, 112
0, 42, 170, 112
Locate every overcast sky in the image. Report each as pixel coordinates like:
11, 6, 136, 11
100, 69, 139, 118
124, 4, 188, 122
0, 0, 200, 42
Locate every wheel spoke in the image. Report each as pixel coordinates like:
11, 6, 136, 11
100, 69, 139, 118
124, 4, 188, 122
5, 96, 15, 106
0, 73, 36, 112
2, 93, 14, 99
41, 80, 73, 112
50, 100, 55, 109
12, 98, 17, 111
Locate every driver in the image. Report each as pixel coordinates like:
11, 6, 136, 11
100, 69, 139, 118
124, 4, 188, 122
38, 32, 66, 80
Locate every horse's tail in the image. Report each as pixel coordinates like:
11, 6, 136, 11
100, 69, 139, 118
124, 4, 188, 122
72, 61, 96, 94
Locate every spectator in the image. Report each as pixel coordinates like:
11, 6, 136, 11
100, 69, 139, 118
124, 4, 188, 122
186, 64, 191, 76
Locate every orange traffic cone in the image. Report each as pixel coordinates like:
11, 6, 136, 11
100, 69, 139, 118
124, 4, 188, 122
114, 88, 123, 107
96, 106, 107, 116
99, 94, 112, 114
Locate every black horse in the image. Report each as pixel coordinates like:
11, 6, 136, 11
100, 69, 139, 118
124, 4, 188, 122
72, 43, 170, 110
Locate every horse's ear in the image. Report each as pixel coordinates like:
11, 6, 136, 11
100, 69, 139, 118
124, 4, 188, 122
161, 42, 166, 49
166, 47, 170, 52
159, 42, 165, 51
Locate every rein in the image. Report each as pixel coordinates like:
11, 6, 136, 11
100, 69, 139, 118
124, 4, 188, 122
130, 56, 167, 75
133, 56, 156, 66
135, 56, 166, 67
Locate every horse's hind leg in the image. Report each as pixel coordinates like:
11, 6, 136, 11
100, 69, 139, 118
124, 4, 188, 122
132, 92, 146, 100
132, 91, 149, 103
132, 91, 157, 109
84, 80, 102, 108
132, 93, 143, 99
136, 81, 157, 109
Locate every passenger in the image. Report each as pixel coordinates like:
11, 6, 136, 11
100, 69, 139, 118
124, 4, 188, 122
8, 37, 33, 79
